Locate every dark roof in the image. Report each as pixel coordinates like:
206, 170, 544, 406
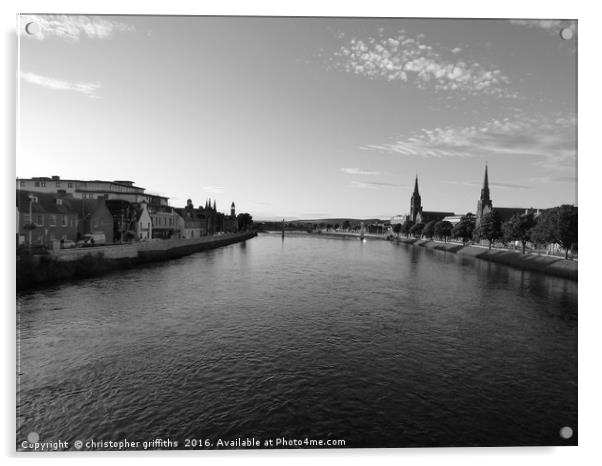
421, 211, 455, 222
16, 190, 82, 215
422, 211, 455, 217
16, 190, 129, 221
494, 207, 533, 221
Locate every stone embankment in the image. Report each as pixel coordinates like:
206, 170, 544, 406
395, 237, 577, 281
17, 231, 257, 290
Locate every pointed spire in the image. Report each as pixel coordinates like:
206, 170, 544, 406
413, 174, 419, 194
483, 164, 489, 190
213, 199, 216, 211
480, 164, 490, 202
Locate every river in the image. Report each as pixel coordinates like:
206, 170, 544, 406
16, 232, 578, 448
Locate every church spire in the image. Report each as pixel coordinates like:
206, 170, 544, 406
409, 174, 422, 223
480, 164, 490, 202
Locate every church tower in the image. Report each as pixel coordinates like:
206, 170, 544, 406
230, 202, 236, 218
476, 165, 493, 228
409, 175, 423, 223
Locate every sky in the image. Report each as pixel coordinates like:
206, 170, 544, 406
17, 15, 577, 220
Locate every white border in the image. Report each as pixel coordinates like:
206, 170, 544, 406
2, 1, 599, 466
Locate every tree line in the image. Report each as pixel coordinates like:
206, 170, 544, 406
391, 205, 577, 260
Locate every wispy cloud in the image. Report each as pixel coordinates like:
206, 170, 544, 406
351, 180, 404, 189
529, 175, 576, 184
340, 167, 380, 175
20, 71, 101, 98
20, 14, 135, 42
362, 113, 576, 170
331, 31, 514, 98
203, 186, 225, 194
447, 180, 531, 190
509, 19, 576, 35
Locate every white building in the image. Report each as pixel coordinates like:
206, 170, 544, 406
17, 176, 169, 207
390, 214, 407, 226
136, 202, 152, 240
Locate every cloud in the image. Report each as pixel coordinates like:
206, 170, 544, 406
509, 19, 576, 35
448, 180, 531, 189
20, 72, 101, 98
20, 14, 135, 42
351, 180, 404, 189
528, 175, 576, 184
203, 186, 225, 194
331, 31, 514, 97
340, 167, 381, 175
362, 113, 576, 170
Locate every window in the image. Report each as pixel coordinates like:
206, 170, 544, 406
36, 215, 43, 226
34, 181, 40, 187
40, 181, 46, 187
20, 180, 26, 187
67, 182, 73, 188
23, 214, 31, 225
56, 182, 61, 187
49, 215, 56, 227
62, 215, 67, 227
56, 198, 63, 205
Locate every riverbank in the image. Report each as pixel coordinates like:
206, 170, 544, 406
307, 231, 577, 281
17, 231, 257, 290
395, 237, 577, 281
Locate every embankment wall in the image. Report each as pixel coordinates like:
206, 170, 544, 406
17, 232, 257, 290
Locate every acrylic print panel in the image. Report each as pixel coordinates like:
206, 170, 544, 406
16, 15, 577, 451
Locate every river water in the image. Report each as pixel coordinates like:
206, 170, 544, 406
17, 233, 577, 448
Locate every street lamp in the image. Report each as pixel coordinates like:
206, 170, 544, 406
28, 194, 35, 249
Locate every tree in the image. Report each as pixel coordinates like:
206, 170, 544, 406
342, 220, 350, 231
531, 205, 577, 259
409, 222, 425, 238
334, 223, 340, 231
236, 213, 253, 231
422, 220, 436, 239
392, 223, 402, 237
555, 205, 578, 259
477, 210, 503, 249
401, 219, 414, 238
434, 220, 453, 243
502, 212, 536, 254
453, 213, 475, 244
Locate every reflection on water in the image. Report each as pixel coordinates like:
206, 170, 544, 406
17, 233, 577, 448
